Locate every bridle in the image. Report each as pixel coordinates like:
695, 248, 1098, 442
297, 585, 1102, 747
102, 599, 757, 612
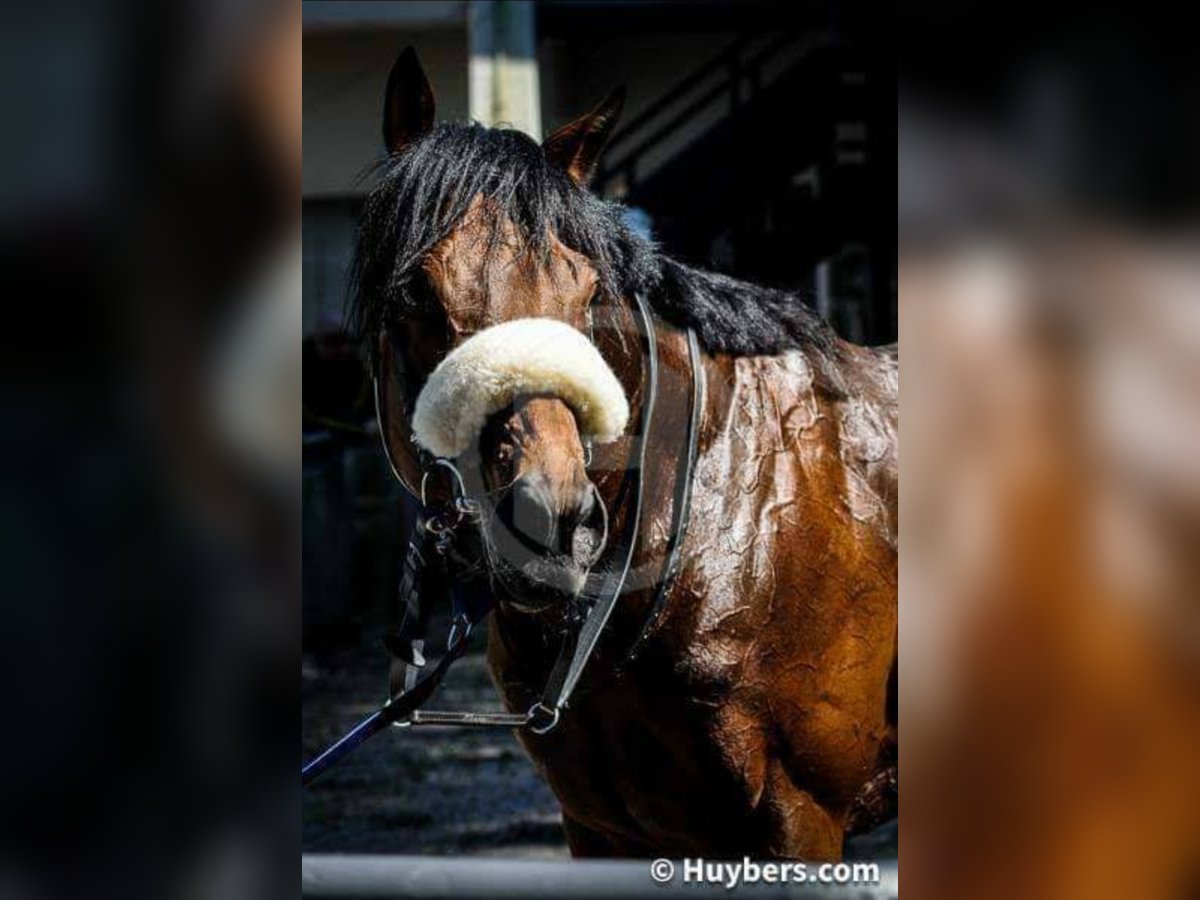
302, 293, 704, 786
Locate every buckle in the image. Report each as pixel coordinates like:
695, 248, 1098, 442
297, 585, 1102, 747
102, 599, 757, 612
526, 702, 561, 735
420, 458, 469, 508
420, 459, 480, 541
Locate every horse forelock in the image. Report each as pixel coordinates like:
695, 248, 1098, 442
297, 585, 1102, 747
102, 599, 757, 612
349, 121, 848, 366
349, 122, 658, 360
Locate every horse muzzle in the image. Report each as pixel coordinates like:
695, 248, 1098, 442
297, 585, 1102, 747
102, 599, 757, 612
488, 472, 608, 609
408, 317, 625, 611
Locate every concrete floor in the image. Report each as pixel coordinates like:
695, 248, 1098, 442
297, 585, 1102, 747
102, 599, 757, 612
303, 638, 896, 861
303, 641, 568, 857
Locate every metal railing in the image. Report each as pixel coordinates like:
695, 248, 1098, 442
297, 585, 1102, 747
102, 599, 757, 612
596, 30, 820, 196
302, 855, 898, 899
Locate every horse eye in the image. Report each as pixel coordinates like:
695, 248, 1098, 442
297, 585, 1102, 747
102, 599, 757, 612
407, 270, 437, 308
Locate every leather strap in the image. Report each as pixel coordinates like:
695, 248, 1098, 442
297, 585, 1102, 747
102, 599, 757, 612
302, 612, 477, 786
537, 291, 658, 713
382, 512, 445, 696
622, 324, 705, 665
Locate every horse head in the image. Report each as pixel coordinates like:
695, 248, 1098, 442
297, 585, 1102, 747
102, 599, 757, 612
361, 48, 632, 616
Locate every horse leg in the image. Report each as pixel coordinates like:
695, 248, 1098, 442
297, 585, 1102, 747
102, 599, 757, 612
847, 656, 899, 837
758, 761, 845, 860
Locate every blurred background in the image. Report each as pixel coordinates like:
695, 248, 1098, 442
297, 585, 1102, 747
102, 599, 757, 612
0, 0, 299, 896
300, 0, 895, 859
900, 4, 1200, 899
3, 0, 1196, 894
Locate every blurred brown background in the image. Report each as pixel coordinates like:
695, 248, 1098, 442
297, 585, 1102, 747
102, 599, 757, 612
900, 5, 1200, 899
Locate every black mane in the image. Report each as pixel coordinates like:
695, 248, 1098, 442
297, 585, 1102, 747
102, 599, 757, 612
349, 122, 836, 358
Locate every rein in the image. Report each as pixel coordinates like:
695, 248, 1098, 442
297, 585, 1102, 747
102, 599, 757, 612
302, 294, 704, 786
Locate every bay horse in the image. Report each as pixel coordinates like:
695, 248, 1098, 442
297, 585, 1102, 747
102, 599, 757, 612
352, 48, 897, 859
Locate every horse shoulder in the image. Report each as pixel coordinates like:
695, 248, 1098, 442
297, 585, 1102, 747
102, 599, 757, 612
670, 345, 896, 836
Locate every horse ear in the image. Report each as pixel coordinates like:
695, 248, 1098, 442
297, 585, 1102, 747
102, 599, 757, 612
542, 87, 626, 186
383, 47, 435, 154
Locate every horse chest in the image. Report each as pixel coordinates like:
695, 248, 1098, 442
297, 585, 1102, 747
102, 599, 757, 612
496, 647, 775, 853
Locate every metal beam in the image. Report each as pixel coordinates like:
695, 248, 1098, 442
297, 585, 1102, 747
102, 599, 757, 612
302, 1, 467, 33
468, 0, 541, 138
302, 855, 898, 899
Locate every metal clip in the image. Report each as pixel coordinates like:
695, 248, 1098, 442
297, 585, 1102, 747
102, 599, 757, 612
420, 459, 476, 534
446, 613, 473, 651
421, 458, 469, 508
526, 702, 561, 735
385, 693, 414, 730
454, 496, 482, 522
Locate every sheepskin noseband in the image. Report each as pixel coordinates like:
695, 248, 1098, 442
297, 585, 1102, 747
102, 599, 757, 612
411, 318, 630, 459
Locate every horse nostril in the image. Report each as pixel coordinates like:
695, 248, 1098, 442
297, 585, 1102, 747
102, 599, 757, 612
498, 474, 606, 566
570, 484, 608, 567
503, 474, 557, 555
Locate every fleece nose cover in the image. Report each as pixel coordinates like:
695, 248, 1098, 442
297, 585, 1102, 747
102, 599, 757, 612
411, 318, 630, 459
